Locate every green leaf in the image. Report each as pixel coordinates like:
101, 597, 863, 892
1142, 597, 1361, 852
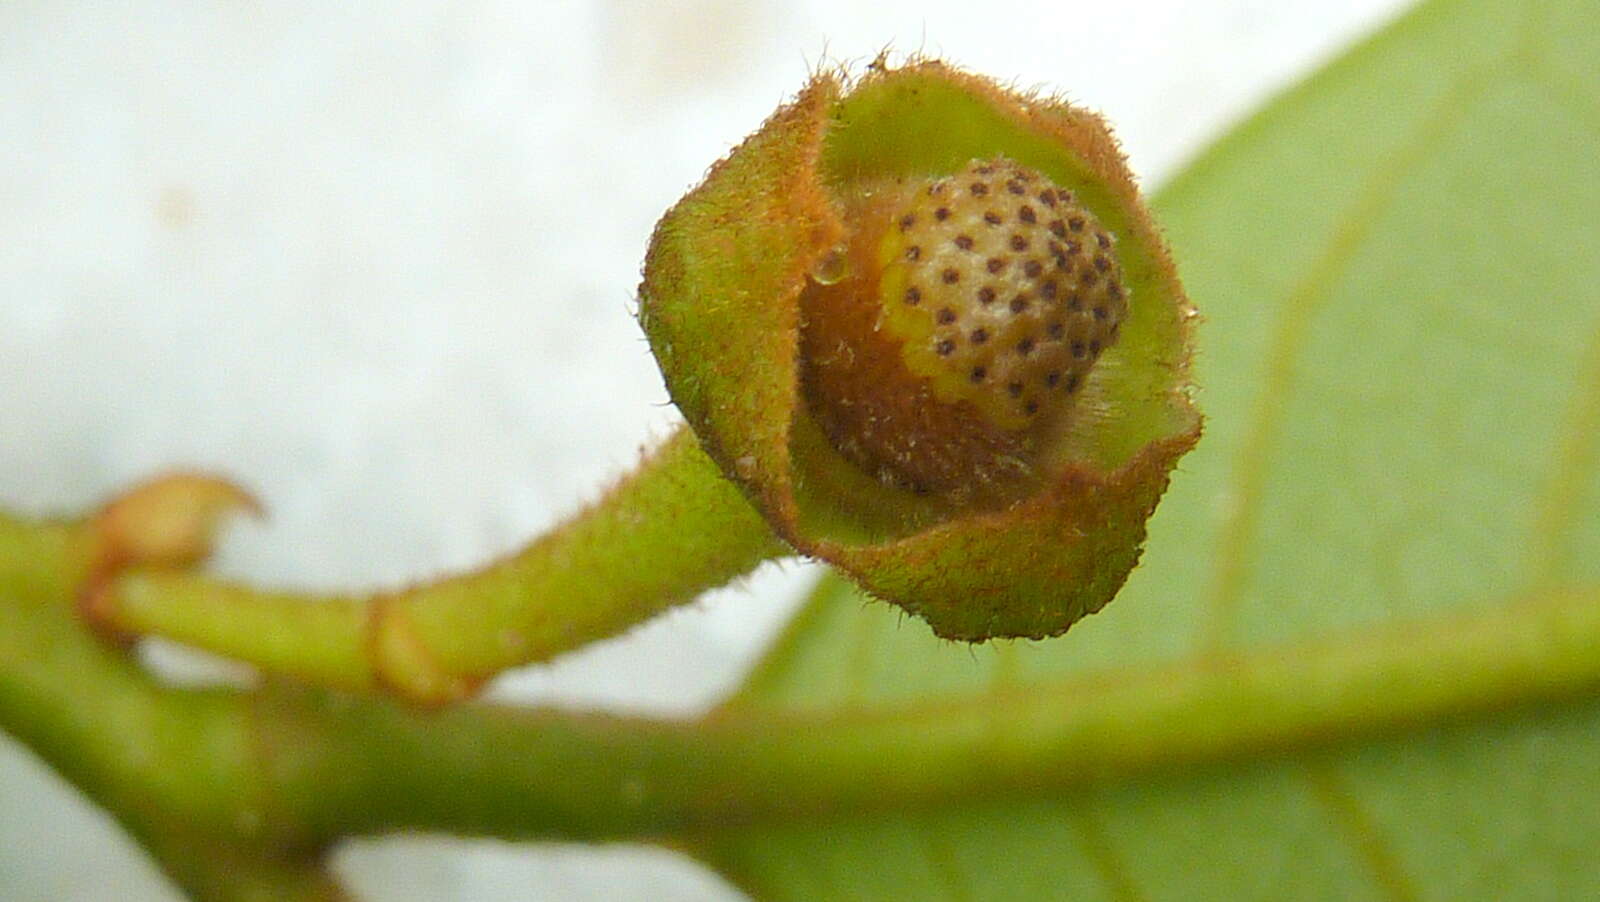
699, 0, 1600, 898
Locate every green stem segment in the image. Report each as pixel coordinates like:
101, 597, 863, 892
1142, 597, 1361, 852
98, 426, 786, 701
301, 578, 1600, 843
8, 517, 1600, 862
0, 519, 347, 901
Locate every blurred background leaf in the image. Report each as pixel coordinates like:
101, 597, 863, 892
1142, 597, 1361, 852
699, 0, 1600, 898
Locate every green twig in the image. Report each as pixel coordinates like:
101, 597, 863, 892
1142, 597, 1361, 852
0, 517, 345, 900
7, 513, 1600, 892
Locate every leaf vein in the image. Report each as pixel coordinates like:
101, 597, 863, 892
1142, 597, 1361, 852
1303, 764, 1420, 902
1200, 64, 1504, 653
1526, 324, 1600, 588
920, 829, 977, 902
1068, 805, 1148, 902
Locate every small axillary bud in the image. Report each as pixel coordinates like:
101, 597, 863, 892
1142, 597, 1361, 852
800, 157, 1128, 496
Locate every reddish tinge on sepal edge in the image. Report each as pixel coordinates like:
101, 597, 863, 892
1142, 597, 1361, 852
639, 60, 1200, 640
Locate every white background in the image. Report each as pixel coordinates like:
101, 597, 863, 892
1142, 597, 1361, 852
0, 1, 1408, 898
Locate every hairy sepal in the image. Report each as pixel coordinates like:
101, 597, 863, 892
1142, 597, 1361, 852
640, 61, 1200, 640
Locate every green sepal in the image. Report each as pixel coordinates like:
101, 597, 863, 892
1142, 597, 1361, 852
640, 61, 1201, 640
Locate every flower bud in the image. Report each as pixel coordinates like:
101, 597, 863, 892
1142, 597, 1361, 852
640, 61, 1200, 640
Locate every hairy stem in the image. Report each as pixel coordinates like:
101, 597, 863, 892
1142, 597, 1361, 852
0, 518, 347, 900
90, 426, 786, 701
291, 577, 1600, 842
5, 512, 1600, 896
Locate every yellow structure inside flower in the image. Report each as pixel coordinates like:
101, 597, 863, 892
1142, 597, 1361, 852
801, 158, 1128, 496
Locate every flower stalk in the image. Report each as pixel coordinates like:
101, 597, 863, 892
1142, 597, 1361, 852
85, 427, 781, 703
78, 59, 1198, 701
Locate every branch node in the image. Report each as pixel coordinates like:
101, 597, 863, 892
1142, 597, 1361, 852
77, 471, 262, 641
369, 595, 483, 705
